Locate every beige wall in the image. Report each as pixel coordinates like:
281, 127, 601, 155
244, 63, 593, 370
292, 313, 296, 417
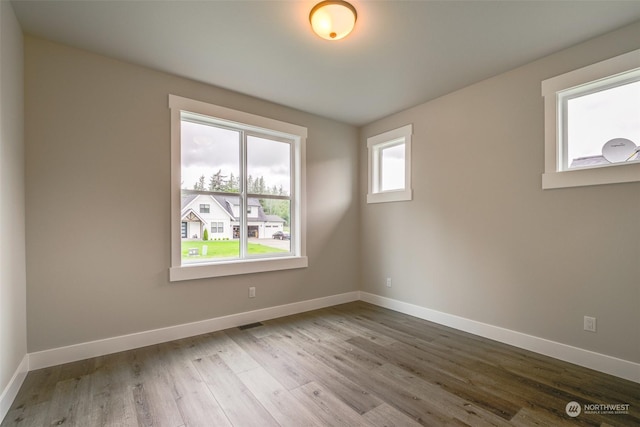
0, 0, 26, 396
20, 16, 640, 367
24, 37, 359, 352
360, 21, 640, 363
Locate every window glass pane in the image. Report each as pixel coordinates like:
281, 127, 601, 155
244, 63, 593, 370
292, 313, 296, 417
181, 120, 241, 264
247, 135, 291, 196
248, 198, 291, 255
567, 80, 640, 169
380, 143, 405, 191
181, 120, 240, 192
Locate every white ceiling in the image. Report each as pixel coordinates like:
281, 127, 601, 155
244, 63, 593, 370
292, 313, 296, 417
11, 0, 640, 126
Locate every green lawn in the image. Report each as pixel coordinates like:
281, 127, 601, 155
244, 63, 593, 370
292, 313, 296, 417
182, 240, 285, 260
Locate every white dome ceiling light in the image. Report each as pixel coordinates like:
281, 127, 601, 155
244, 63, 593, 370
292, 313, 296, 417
309, 1, 357, 41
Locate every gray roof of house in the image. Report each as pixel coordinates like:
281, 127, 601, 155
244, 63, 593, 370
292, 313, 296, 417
265, 214, 285, 223
570, 155, 609, 168
181, 191, 268, 221
181, 193, 199, 209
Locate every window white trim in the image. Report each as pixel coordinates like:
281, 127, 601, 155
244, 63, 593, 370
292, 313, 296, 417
169, 94, 308, 281
541, 49, 640, 189
367, 124, 413, 203
170, 256, 308, 281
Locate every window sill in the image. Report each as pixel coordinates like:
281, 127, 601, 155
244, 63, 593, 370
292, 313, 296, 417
542, 162, 640, 189
170, 256, 308, 281
367, 189, 412, 204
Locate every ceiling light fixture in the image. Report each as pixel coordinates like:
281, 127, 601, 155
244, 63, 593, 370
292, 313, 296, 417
309, 0, 357, 41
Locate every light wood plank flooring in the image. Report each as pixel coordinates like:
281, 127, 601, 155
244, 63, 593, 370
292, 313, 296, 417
3, 302, 639, 426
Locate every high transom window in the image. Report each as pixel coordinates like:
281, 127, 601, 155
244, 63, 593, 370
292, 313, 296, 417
562, 74, 640, 171
542, 49, 640, 189
367, 124, 413, 203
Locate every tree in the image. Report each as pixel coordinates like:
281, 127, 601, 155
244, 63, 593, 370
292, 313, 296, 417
272, 200, 290, 225
208, 169, 227, 192
226, 172, 239, 192
203, 228, 209, 241
260, 197, 290, 226
193, 174, 206, 191
256, 176, 266, 194
247, 175, 254, 194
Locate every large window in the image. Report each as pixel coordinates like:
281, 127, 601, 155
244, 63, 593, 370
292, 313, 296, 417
367, 124, 413, 203
542, 49, 640, 189
169, 95, 307, 281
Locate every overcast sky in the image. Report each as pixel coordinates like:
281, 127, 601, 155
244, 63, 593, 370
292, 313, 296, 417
567, 80, 640, 163
380, 143, 405, 191
181, 120, 291, 192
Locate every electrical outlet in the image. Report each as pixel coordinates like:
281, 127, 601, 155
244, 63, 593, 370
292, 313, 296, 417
249, 287, 256, 298
386, 277, 392, 288
584, 316, 596, 332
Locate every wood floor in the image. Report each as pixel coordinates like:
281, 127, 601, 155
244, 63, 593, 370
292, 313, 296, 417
3, 302, 639, 426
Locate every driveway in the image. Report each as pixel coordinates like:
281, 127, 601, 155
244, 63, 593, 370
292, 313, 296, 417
250, 237, 291, 251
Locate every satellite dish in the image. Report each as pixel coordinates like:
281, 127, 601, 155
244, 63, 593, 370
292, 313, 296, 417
602, 138, 637, 163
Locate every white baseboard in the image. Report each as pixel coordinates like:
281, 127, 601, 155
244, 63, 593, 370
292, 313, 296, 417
20, 289, 640, 383
0, 354, 29, 423
29, 291, 359, 370
360, 292, 640, 383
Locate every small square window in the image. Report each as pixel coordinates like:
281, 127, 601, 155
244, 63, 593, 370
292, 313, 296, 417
200, 204, 210, 213
367, 124, 412, 203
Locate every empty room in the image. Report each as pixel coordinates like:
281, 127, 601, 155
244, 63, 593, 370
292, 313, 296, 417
1, 1, 639, 426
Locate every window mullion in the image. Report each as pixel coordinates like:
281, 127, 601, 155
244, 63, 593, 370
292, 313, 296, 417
560, 97, 568, 171
375, 147, 383, 193
289, 141, 296, 254
239, 131, 248, 259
